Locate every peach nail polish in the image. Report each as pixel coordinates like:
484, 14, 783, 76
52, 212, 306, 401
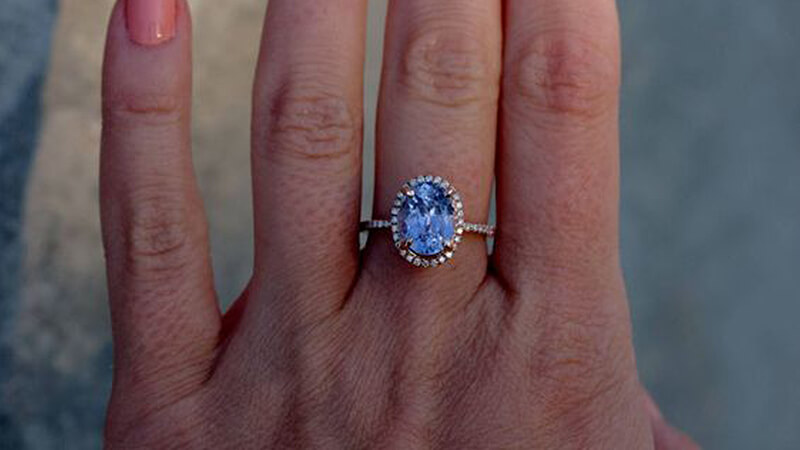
126, 0, 176, 46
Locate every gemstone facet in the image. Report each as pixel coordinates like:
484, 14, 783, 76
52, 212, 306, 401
396, 181, 456, 256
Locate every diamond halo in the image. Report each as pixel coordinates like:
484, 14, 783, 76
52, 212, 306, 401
389, 175, 466, 268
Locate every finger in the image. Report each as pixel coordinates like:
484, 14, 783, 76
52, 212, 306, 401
651, 420, 701, 450
367, 0, 502, 285
495, 1, 640, 437
101, 0, 219, 409
249, 0, 368, 313
495, 0, 622, 291
644, 392, 701, 450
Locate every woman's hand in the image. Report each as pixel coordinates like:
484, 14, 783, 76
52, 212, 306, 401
101, 0, 696, 448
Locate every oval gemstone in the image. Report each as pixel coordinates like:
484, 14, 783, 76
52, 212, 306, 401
397, 181, 456, 256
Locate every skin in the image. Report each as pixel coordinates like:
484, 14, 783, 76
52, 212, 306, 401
101, 0, 699, 448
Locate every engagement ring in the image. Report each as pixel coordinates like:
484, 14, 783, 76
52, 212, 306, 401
361, 175, 495, 268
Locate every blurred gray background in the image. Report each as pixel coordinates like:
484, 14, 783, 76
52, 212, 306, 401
1, 0, 799, 448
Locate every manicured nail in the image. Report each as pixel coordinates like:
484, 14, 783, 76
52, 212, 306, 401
126, 0, 176, 46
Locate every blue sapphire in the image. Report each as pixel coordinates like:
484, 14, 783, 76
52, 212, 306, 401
397, 181, 456, 256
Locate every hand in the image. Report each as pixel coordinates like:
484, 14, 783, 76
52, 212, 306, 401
101, 0, 696, 448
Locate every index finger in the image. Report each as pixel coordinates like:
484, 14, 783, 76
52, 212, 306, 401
101, 0, 220, 423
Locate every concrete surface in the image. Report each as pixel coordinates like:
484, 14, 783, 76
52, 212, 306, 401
620, 1, 800, 448
0, 0, 57, 448
1, 0, 799, 448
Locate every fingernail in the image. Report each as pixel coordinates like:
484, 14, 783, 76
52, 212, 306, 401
126, 0, 176, 46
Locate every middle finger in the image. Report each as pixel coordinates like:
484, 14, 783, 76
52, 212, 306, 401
249, 0, 368, 313
367, 0, 502, 287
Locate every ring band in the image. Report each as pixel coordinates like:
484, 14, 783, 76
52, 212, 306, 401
360, 220, 495, 237
360, 175, 495, 268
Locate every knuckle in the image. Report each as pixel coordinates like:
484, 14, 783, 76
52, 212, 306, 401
106, 396, 209, 449
104, 92, 186, 127
533, 330, 607, 387
260, 85, 361, 165
509, 31, 619, 120
525, 300, 633, 411
534, 365, 631, 442
399, 26, 499, 107
121, 187, 198, 279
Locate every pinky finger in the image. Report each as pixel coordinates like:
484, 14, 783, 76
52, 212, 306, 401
644, 391, 701, 450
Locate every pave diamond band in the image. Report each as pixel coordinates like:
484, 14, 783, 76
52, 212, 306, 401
360, 220, 495, 237
360, 175, 496, 268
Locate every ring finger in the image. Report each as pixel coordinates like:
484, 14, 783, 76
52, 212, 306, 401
366, 0, 502, 290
